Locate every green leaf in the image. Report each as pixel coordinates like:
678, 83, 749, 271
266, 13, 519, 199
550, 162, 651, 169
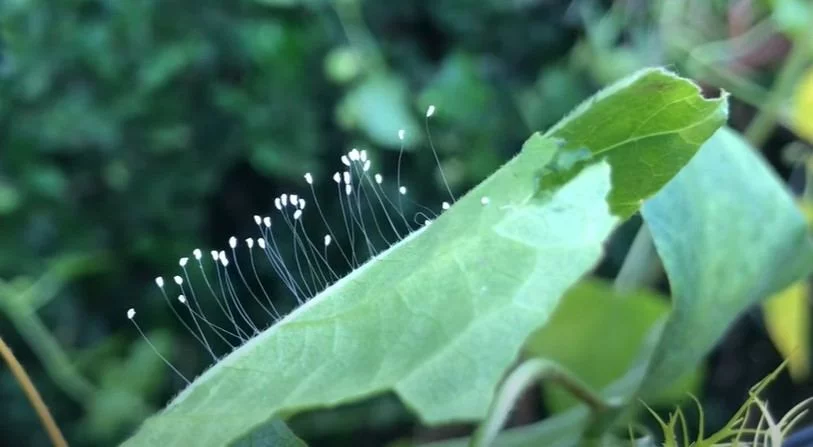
769, 0, 813, 39
417, 52, 497, 129
337, 73, 422, 148
471, 358, 610, 447
545, 71, 726, 218
0, 182, 21, 214
123, 68, 726, 446
524, 279, 695, 413
233, 420, 308, 447
443, 126, 812, 447
138, 41, 206, 92
638, 127, 813, 397
324, 47, 363, 84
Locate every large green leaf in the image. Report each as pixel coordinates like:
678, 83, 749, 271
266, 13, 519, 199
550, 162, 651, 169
524, 279, 698, 413
637, 127, 813, 396
123, 68, 726, 446
436, 126, 813, 447
545, 69, 725, 218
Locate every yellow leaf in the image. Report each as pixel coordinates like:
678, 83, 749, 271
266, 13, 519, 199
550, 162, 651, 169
800, 199, 813, 224
762, 200, 812, 382
792, 67, 813, 143
763, 278, 810, 381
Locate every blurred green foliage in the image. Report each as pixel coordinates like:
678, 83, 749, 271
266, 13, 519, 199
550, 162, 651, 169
0, 0, 580, 445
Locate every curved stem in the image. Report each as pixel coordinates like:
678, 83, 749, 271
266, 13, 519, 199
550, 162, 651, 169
745, 41, 811, 148
0, 335, 68, 447
471, 359, 609, 447
614, 223, 661, 294
333, 0, 386, 71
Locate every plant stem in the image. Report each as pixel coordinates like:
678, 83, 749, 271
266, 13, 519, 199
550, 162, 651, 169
0, 335, 68, 447
7, 304, 95, 404
333, 0, 386, 71
614, 223, 660, 294
0, 281, 95, 404
661, 11, 771, 109
471, 359, 609, 447
745, 41, 811, 148
804, 159, 813, 203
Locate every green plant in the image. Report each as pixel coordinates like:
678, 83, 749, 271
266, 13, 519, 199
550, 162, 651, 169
114, 66, 813, 447
7, 2, 813, 446
644, 363, 813, 446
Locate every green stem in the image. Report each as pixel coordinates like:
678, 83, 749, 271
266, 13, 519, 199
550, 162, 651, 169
681, 47, 769, 109
662, 14, 771, 109
0, 279, 96, 405
804, 158, 813, 202
333, 0, 386, 71
745, 41, 811, 148
0, 285, 95, 405
13, 312, 95, 404
614, 223, 661, 294
471, 359, 609, 447
687, 18, 778, 66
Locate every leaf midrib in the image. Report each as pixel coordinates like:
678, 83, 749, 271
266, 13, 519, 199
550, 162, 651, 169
551, 98, 721, 158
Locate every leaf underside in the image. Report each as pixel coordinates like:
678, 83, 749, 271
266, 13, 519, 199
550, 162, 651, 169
123, 68, 727, 447
436, 127, 813, 446
638, 127, 813, 396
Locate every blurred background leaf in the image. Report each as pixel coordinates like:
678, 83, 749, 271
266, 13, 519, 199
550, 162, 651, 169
639, 128, 813, 397
763, 280, 810, 382
525, 278, 701, 413
793, 67, 813, 144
